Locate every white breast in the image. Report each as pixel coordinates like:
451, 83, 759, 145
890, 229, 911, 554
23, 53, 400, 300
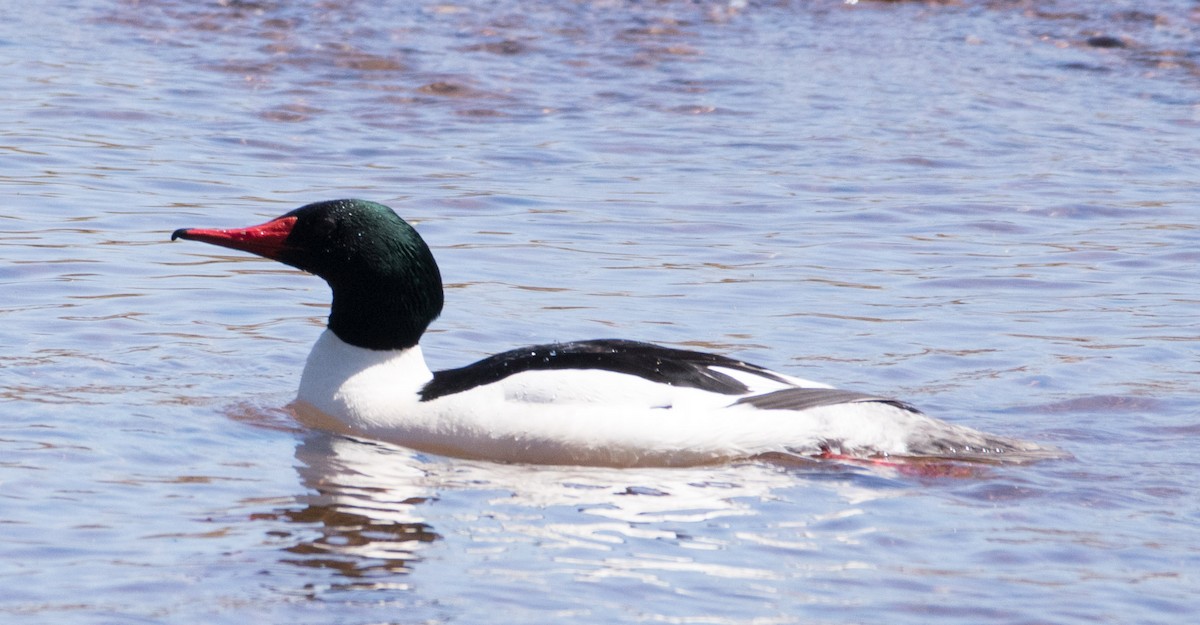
295, 330, 433, 433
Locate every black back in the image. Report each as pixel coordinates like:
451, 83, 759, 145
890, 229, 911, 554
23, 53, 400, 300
420, 339, 793, 401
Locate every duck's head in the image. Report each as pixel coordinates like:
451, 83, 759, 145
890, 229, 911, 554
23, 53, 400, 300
173, 199, 443, 350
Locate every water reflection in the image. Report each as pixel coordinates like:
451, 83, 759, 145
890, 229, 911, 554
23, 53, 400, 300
265, 435, 439, 581
267, 431, 914, 583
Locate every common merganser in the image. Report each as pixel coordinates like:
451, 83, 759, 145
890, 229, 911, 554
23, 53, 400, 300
172, 199, 1056, 467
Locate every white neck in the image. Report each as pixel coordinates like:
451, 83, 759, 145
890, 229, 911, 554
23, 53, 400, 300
295, 329, 433, 432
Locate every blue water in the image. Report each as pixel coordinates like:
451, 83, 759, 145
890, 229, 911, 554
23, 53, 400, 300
2, 1, 1198, 623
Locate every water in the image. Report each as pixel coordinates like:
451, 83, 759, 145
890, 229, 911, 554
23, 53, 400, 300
2, 0, 1198, 622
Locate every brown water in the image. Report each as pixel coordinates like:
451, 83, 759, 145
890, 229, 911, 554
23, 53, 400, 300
2, 1, 1198, 623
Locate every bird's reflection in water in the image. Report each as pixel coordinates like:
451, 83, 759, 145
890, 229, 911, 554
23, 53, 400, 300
264, 434, 441, 583
260, 430, 914, 588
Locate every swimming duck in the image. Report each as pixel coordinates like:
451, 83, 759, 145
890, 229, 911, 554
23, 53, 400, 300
172, 199, 1053, 467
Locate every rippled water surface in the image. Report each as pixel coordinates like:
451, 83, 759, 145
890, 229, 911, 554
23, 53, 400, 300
3, 1, 1199, 623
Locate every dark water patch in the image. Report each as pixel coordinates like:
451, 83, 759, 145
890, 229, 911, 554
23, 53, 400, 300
1085, 35, 1127, 49
1015, 395, 1164, 415
417, 81, 481, 98
462, 39, 533, 55
918, 277, 1086, 291
1059, 61, 1113, 73
1136, 422, 1200, 437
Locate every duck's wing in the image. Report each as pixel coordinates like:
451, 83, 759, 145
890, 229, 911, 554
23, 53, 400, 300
420, 338, 796, 401
734, 388, 921, 413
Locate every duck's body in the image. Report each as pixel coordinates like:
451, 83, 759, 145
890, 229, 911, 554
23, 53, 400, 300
173, 199, 1055, 467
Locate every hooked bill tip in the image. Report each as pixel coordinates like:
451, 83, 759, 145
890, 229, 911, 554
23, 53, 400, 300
170, 228, 191, 241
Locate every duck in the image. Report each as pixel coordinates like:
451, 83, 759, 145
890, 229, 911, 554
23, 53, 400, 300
172, 199, 1056, 467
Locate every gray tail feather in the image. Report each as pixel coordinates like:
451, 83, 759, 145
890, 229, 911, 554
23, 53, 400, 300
734, 387, 921, 413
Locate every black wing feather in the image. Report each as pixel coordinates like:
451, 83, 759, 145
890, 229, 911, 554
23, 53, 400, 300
420, 338, 791, 401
